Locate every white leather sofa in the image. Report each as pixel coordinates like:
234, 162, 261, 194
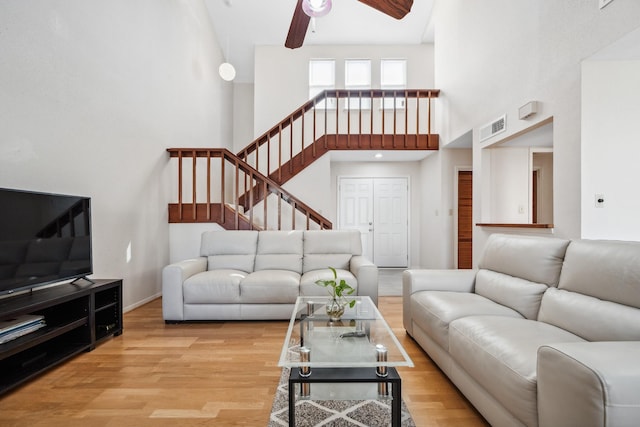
163, 229, 378, 321
403, 233, 640, 427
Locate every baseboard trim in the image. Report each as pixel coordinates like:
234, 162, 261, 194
123, 292, 162, 314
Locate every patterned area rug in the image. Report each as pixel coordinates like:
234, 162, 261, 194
268, 368, 416, 427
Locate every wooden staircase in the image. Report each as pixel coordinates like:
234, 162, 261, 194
168, 89, 439, 230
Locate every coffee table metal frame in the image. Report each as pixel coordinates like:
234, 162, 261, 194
288, 367, 402, 426
279, 296, 413, 427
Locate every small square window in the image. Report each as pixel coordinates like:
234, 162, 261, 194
309, 59, 336, 109
381, 59, 407, 110
345, 59, 371, 110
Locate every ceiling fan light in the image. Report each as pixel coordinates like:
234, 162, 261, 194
302, 0, 332, 18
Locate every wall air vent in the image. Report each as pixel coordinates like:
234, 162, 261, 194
479, 115, 506, 142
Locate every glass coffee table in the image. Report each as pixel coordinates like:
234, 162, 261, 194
278, 296, 413, 426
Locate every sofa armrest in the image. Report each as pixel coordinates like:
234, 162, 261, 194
538, 342, 640, 427
162, 257, 207, 321
402, 269, 477, 335
350, 255, 378, 306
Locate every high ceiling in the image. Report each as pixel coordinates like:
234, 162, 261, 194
204, 0, 435, 83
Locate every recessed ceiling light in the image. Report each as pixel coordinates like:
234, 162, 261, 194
374, 153, 383, 159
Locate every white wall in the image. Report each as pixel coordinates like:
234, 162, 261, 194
419, 152, 441, 268
433, 1, 640, 262
254, 44, 435, 138
169, 223, 223, 263
233, 82, 255, 153
0, 0, 232, 310
582, 59, 640, 240
488, 147, 530, 223
284, 154, 332, 221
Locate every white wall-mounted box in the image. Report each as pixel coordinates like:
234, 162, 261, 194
518, 101, 538, 120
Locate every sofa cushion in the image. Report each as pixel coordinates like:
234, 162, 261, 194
303, 230, 361, 273
200, 230, 258, 273
254, 230, 303, 273
240, 270, 300, 303
558, 239, 640, 309
449, 316, 585, 427
479, 234, 569, 286
299, 268, 357, 297
538, 287, 640, 341
474, 270, 549, 320
183, 269, 246, 303
410, 291, 523, 350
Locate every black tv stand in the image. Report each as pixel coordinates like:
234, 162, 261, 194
0, 279, 123, 395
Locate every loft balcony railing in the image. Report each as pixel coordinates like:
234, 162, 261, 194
167, 148, 331, 230
237, 89, 439, 184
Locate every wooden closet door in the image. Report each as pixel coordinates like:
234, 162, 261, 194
457, 171, 473, 269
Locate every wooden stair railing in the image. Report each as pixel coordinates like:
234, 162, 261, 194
235, 89, 439, 210
168, 90, 440, 229
238, 89, 440, 183
167, 148, 332, 230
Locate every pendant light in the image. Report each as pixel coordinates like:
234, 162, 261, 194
219, 37, 236, 82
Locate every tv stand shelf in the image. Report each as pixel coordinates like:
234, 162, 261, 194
0, 279, 122, 395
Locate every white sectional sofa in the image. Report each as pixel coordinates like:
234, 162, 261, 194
163, 229, 378, 321
403, 233, 640, 427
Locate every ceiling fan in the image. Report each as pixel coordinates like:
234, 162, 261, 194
285, 0, 414, 49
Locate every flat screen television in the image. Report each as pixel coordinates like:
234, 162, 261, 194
0, 188, 92, 296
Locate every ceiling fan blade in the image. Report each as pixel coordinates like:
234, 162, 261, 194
357, 0, 413, 20
285, 0, 311, 49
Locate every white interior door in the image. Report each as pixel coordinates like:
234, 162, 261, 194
338, 178, 374, 261
338, 177, 408, 267
373, 178, 408, 267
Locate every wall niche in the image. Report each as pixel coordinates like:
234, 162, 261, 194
480, 117, 554, 228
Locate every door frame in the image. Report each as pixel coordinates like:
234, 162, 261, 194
337, 176, 411, 267
454, 166, 473, 269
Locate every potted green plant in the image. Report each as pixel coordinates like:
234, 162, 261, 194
315, 267, 356, 321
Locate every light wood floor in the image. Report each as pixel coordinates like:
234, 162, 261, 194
0, 297, 488, 426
